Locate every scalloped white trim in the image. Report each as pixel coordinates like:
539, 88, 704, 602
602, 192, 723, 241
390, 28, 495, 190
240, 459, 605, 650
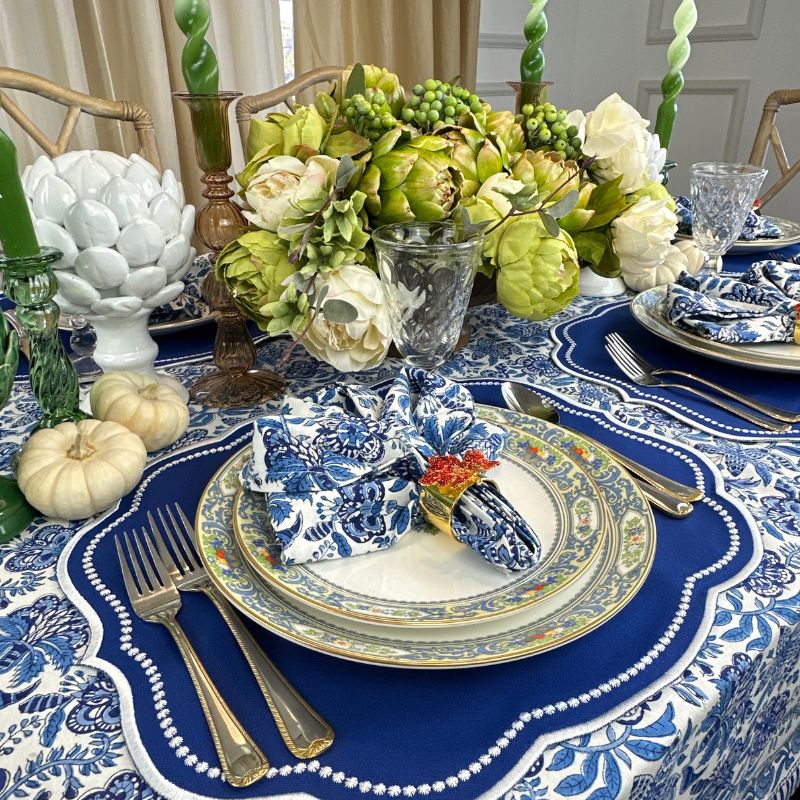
56, 388, 764, 800
550, 299, 800, 442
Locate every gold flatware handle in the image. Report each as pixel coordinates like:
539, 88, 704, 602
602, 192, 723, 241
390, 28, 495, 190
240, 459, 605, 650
655, 368, 800, 424
207, 588, 334, 758
162, 617, 269, 787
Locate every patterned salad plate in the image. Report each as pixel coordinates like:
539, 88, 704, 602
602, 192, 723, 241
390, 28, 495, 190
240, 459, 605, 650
676, 215, 800, 253
232, 414, 606, 627
194, 410, 656, 668
631, 285, 800, 374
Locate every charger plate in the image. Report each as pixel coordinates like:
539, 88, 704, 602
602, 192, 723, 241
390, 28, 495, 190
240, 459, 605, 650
631, 285, 800, 373
232, 417, 606, 627
195, 411, 656, 668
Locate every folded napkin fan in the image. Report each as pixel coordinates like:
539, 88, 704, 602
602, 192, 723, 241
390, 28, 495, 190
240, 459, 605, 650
674, 195, 783, 241
665, 262, 800, 345
241, 368, 542, 572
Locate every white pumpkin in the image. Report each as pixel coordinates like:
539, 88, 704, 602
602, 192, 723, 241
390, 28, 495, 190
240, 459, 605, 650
17, 419, 146, 520
90, 371, 190, 451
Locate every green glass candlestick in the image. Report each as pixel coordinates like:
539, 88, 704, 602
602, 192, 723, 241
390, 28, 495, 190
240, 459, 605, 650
0, 247, 88, 427
0, 312, 35, 543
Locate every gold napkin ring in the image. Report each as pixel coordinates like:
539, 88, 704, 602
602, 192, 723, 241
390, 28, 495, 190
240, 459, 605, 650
418, 451, 500, 538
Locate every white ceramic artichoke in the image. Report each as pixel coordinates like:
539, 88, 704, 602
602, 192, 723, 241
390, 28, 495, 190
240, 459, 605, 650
21, 151, 196, 318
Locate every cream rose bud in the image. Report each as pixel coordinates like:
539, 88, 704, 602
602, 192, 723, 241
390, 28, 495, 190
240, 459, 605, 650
243, 155, 305, 231
475, 173, 526, 216
582, 93, 666, 193
675, 238, 705, 275
301, 263, 391, 372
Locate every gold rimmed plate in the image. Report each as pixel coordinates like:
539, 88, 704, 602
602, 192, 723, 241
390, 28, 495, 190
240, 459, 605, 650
194, 411, 656, 668
232, 416, 605, 627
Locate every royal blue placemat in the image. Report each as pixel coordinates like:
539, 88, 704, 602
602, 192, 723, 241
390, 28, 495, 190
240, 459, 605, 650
550, 299, 800, 442
58, 385, 761, 800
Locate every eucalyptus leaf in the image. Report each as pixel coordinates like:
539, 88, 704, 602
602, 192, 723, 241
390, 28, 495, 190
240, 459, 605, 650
322, 298, 359, 324
547, 189, 580, 219
313, 283, 330, 309
345, 63, 366, 99
538, 210, 561, 238
335, 154, 359, 190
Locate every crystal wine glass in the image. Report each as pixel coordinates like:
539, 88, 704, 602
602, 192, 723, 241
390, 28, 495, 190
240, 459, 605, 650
690, 162, 767, 274
373, 222, 482, 371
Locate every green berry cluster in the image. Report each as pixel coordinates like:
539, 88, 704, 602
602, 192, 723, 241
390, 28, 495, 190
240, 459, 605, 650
516, 102, 583, 159
341, 90, 398, 142
400, 78, 483, 131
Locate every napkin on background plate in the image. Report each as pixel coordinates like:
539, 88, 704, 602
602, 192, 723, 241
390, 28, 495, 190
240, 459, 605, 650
674, 195, 783, 241
241, 368, 542, 572
149, 260, 210, 324
664, 261, 800, 344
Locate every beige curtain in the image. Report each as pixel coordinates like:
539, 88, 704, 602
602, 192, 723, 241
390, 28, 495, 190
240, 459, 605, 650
0, 0, 284, 209
294, 0, 480, 95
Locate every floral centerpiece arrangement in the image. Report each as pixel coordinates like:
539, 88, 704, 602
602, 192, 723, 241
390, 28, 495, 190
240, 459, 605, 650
217, 63, 696, 372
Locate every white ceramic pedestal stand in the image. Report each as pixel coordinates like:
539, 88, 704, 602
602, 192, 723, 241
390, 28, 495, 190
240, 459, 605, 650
579, 267, 628, 297
78, 307, 189, 413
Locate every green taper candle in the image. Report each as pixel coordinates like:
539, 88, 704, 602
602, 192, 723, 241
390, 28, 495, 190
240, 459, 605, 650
520, 0, 549, 84
0, 128, 40, 258
174, 0, 220, 94
654, 0, 697, 150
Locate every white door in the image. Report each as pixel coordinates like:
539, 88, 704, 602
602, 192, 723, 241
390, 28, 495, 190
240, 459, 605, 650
477, 0, 800, 219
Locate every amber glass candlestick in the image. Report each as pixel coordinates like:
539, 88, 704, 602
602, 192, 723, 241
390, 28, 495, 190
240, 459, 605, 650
175, 92, 284, 407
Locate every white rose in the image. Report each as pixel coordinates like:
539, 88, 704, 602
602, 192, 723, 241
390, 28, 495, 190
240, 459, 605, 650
302, 263, 391, 372
243, 154, 339, 232
243, 155, 305, 231
612, 196, 689, 290
475, 173, 525, 216
583, 93, 667, 193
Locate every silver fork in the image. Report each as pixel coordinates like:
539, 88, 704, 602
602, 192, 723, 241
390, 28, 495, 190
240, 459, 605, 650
115, 530, 269, 787
605, 333, 793, 432
148, 504, 334, 759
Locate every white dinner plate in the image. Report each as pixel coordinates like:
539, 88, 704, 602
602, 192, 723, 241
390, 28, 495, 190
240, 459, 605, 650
233, 418, 606, 628
631, 286, 800, 374
194, 410, 656, 668
675, 215, 800, 254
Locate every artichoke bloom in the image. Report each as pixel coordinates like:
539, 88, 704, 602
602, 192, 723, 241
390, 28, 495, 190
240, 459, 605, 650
511, 150, 580, 204
302, 263, 391, 372
442, 127, 503, 198
243, 105, 329, 167
359, 132, 461, 225
215, 230, 299, 328
485, 111, 526, 163
337, 65, 406, 116
243, 155, 306, 232
495, 216, 580, 320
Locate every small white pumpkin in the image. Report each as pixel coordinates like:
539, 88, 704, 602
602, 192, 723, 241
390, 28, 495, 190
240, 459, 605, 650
90, 371, 190, 451
17, 419, 146, 520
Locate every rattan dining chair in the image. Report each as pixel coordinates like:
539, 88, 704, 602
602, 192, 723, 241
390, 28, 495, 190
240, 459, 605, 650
235, 66, 343, 153
0, 67, 162, 171
748, 88, 800, 209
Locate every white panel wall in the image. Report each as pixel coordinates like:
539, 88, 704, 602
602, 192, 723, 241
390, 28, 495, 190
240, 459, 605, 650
477, 0, 800, 219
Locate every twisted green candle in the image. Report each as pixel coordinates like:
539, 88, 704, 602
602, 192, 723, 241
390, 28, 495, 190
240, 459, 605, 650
174, 0, 219, 94
520, 0, 549, 84
654, 0, 697, 150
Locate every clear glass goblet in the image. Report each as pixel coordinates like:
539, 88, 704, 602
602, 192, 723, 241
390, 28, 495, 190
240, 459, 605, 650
690, 162, 767, 274
373, 222, 483, 371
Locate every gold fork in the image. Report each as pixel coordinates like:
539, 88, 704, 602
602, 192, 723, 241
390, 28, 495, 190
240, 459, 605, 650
115, 529, 269, 787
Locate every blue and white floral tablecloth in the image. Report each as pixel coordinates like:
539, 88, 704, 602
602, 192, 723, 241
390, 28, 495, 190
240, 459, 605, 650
1, 259, 800, 800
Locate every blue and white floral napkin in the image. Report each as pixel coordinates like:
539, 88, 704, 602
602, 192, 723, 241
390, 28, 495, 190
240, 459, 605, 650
241, 368, 542, 572
674, 195, 782, 241
665, 262, 800, 344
